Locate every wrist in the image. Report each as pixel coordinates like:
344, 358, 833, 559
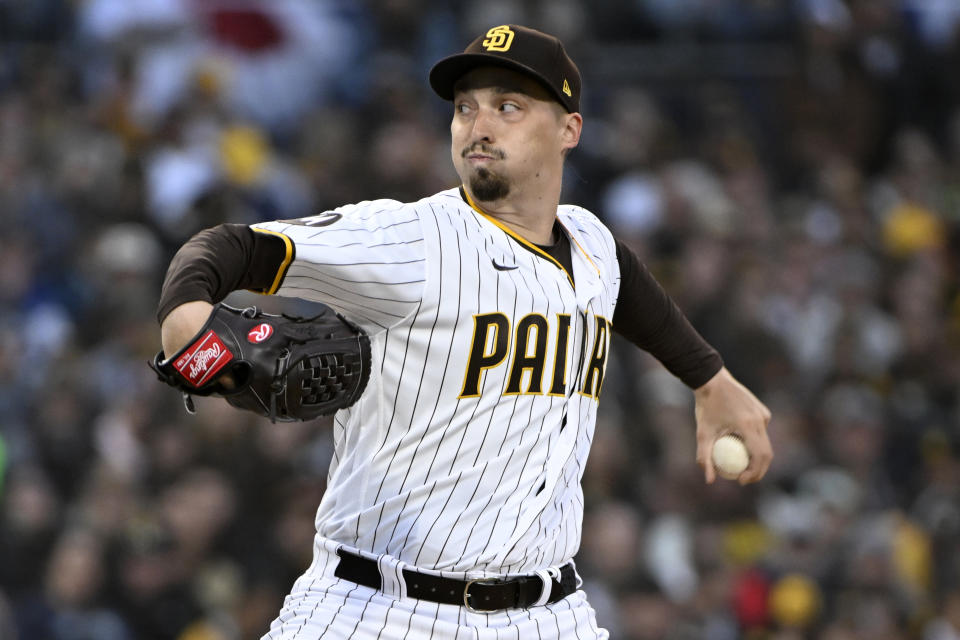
161, 300, 214, 357
694, 366, 730, 396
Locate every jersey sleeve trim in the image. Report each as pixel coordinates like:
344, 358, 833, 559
251, 227, 295, 295
461, 186, 575, 288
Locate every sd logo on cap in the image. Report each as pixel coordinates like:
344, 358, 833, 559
482, 26, 515, 52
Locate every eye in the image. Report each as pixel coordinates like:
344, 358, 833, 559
456, 102, 473, 115
500, 102, 520, 113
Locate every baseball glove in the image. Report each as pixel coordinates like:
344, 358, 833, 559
149, 303, 371, 422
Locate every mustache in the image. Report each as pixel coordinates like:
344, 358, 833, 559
461, 144, 505, 160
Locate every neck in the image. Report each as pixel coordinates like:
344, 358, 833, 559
463, 181, 562, 245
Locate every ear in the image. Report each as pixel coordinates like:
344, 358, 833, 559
560, 112, 582, 154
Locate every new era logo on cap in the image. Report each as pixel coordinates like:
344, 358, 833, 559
429, 24, 581, 113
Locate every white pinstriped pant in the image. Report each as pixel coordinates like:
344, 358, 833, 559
262, 538, 609, 640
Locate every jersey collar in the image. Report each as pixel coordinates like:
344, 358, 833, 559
459, 185, 575, 288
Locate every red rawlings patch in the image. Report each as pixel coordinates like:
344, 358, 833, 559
247, 323, 273, 344
173, 330, 234, 387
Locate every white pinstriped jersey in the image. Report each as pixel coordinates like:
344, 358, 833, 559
254, 187, 621, 577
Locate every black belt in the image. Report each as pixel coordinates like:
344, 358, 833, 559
333, 548, 578, 612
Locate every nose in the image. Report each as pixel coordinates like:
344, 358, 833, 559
470, 106, 495, 143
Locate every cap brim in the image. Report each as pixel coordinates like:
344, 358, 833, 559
429, 52, 570, 110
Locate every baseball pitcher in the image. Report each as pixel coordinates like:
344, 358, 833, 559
152, 25, 773, 639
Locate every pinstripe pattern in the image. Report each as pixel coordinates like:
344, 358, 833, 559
255, 188, 617, 638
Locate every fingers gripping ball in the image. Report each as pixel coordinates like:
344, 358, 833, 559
149, 303, 371, 422
712, 434, 749, 479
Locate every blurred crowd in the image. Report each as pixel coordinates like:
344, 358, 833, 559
1, 0, 959, 638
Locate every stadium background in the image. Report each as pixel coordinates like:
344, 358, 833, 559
1, 1, 959, 638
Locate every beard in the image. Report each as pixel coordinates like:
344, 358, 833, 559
469, 167, 510, 202
461, 143, 510, 202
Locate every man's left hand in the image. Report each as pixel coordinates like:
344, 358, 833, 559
693, 367, 772, 485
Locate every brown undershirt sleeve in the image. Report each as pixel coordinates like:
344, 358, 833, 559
156, 223, 292, 324
612, 238, 723, 388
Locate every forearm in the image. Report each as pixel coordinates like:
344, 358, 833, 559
157, 223, 290, 323
157, 224, 290, 354
611, 239, 722, 387
630, 301, 722, 388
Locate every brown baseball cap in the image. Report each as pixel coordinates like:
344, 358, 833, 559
429, 25, 581, 113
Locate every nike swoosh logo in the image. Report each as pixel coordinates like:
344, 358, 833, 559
492, 259, 518, 271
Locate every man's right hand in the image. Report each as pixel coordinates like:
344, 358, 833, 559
161, 300, 214, 357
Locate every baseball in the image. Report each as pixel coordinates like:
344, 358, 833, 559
712, 434, 749, 479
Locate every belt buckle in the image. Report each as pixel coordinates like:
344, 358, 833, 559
463, 577, 503, 613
